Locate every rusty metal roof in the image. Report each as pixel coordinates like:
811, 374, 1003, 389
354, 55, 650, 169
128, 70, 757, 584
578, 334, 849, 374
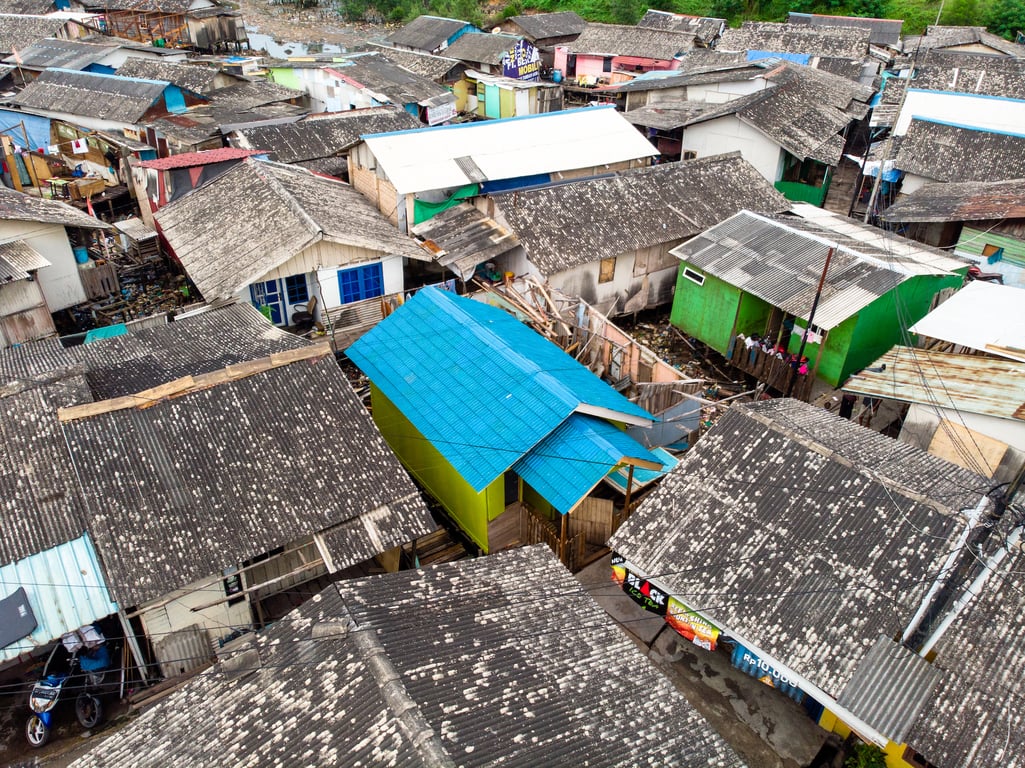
843, 346, 1025, 421
881, 179, 1025, 223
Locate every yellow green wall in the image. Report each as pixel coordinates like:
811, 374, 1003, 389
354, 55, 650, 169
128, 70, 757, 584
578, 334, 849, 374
369, 385, 503, 552
819, 709, 917, 768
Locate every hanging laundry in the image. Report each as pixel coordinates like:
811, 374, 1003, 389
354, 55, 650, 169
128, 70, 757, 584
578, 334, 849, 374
71, 138, 89, 154
47, 145, 58, 155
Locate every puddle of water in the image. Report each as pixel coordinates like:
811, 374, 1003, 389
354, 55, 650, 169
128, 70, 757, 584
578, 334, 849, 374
245, 30, 345, 58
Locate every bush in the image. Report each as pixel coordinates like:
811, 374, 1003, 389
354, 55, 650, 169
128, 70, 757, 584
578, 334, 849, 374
844, 743, 887, 768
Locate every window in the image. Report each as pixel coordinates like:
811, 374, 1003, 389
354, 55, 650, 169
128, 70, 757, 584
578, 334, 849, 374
284, 274, 309, 305
602, 56, 613, 73
982, 243, 1005, 264
598, 257, 616, 283
682, 267, 705, 286
682, 150, 697, 161
338, 262, 384, 303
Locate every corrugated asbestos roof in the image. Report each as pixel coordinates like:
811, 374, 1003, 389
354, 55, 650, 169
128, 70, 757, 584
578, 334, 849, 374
116, 57, 220, 93
386, 14, 473, 52
348, 287, 654, 493
0, 13, 66, 54
410, 202, 519, 280
843, 346, 1025, 421
506, 10, 586, 41
718, 21, 871, 58
328, 53, 452, 106
636, 11, 724, 45
2, 37, 117, 69
609, 398, 987, 697
564, 22, 696, 59
12, 67, 171, 123
0, 183, 108, 229
909, 49, 1025, 99
495, 153, 788, 276
231, 107, 420, 164
837, 636, 942, 744
881, 178, 1025, 222
621, 100, 716, 129
441, 31, 521, 65
0, 239, 49, 282
906, 24, 1025, 57
361, 105, 657, 194
205, 79, 302, 110
69, 546, 743, 768
0, 535, 117, 667
671, 205, 965, 329
154, 159, 427, 300
369, 43, 462, 79
895, 119, 1025, 183
62, 351, 434, 608
787, 12, 902, 47
909, 281, 1025, 360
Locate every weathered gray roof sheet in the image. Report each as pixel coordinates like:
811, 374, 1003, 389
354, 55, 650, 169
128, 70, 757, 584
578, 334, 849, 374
0, 239, 48, 281
70, 546, 745, 767
906, 25, 1025, 57
368, 43, 462, 79
206, 79, 303, 110
154, 159, 426, 300
441, 31, 521, 65
636, 10, 724, 45
621, 100, 716, 129
387, 15, 472, 52
0, 184, 109, 229
610, 398, 987, 696
787, 12, 902, 47
671, 207, 965, 329
0, 13, 65, 54
330, 52, 451, 105
895, 119, 1025, 183
881, 178, 1025, 223
116, 57, 220, 93
12, 66, 168, 123
411, 202, 519, 280
565, 22, 696, 59
495, 153, 788, 276
231, 107, 419, 164
718, 21, 870, 59
62, 350, 434, 607
506, 10, 585, 42
2, 37, 116, 69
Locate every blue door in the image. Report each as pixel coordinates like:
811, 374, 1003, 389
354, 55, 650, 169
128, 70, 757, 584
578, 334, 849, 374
337, 263, 384, 304
249, 279, 284, 325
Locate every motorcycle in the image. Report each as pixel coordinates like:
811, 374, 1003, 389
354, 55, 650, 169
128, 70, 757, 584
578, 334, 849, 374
26, 625, 115, 748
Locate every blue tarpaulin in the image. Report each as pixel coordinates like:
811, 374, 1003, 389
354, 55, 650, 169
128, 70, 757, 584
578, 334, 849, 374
0, 109, 51, 152
747, 50, 811, 65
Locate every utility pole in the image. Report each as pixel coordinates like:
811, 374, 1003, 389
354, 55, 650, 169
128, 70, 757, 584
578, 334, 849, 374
786, 247, 834, 397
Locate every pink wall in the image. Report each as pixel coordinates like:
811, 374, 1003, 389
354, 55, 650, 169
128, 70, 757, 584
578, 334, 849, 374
553, 48, 682, 78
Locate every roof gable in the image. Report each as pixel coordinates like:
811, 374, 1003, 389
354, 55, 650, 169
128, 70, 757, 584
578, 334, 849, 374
347, 287, 653, 491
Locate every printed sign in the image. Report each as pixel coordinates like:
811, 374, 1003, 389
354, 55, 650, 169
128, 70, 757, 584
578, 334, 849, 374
666, 596, 719, 651
426, 100, 457, 126
503, 39, 541, 82
611, 553, 667, 616
0, 587, 37, 649
730, 642, 805, 703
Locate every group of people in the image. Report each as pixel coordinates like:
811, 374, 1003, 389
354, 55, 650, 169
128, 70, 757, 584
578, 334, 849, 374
738, 333, 809, 376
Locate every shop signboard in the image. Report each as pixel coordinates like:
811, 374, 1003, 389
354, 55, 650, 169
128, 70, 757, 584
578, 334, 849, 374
503, 40, 541, 82
666, 596, 719, 651
611, 553, 667, 616
730, 642, 805, 703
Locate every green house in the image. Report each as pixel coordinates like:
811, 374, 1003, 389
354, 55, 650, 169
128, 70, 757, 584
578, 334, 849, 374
669, 205, 969, 389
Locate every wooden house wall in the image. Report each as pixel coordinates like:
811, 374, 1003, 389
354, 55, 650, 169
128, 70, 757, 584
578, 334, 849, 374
0, 280, 54, 348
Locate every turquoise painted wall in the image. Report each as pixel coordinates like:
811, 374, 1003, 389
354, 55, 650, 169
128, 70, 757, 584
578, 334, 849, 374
370, 385, 503, 552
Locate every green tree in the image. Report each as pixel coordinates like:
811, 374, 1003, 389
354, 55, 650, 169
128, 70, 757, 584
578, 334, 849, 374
844, 743, 887, 768
940, 0, 980, 26
987, 0, 1025, 39
851, 0, 886, 17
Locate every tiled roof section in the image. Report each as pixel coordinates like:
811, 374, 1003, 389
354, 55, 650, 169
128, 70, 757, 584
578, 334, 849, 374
907, 25, 1025, 57
636, 10, 724, 45
0, 374, 92, 566
231, 107, 420, 164
787, 12, 902, 47
11, 67, 169, 123
881, 178, 1025, 223
0, 0, 54, 13
565, 22, 696, 59
387, 15, 472, 52
71, 546, 742, 768
0, 240, 48, 281
329, 53, 451, 105
910, 49, 1025, 98
441, 31, 520, 65
718, 21, 870, 59
506, 10, 586, 41
495, 153, 788, 275
0, 13, 65, 54
410, 202, 519, 280
621, 100, 717, 129
63, 352, 434, 607
206, 79, 303, 110
610, 399, 987, 695
895, 119, 1025, 183
902, 547, 1025, 767
86, 0, 192, 12
347, 287, 654, 492
2, 38, 116, 69
138, 146, 261, 170
0, 184, 108, 229
154, 159, 426, 300
672, 207, 965, 329
368, 43, 462, 79
116, 57, 219, 93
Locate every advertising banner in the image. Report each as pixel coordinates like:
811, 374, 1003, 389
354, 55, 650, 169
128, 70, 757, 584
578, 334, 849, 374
503, 40, 541, 82
666, 596, 719, 651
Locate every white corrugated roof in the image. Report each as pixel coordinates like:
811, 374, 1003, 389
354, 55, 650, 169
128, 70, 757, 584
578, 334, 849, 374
362, 106, 658, 194
909, 280, 1025, 360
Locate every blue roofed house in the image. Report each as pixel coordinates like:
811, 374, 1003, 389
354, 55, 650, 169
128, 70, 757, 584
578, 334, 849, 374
347, 286, 675, 568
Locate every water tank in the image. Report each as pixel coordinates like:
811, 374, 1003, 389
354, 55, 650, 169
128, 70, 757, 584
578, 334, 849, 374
73, 246, 89, 264
552, 69, 563, 83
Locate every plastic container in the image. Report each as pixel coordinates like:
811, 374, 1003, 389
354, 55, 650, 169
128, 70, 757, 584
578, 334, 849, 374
552, 69, 563, 83
73, 246, 89, 264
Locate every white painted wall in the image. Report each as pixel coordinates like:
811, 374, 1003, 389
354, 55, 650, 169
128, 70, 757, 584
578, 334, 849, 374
0, 278, 45, 315
685, 78, 767, 104
683, 115, 783, 183
287, 68, 389, 114
895, 90, 1025, 136
0, 221, 85, 311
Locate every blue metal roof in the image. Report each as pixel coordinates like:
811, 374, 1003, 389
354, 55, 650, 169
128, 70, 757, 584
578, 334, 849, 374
603, 446, 678, 495
0, 534, 117, 667
348, 287, 653, 492
513, 414, 663, 515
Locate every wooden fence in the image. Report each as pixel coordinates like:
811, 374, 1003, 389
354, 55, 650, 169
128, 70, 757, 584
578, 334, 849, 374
728, 337, 814, 401
80, 262, 120, 300
519, 504, 585, 571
